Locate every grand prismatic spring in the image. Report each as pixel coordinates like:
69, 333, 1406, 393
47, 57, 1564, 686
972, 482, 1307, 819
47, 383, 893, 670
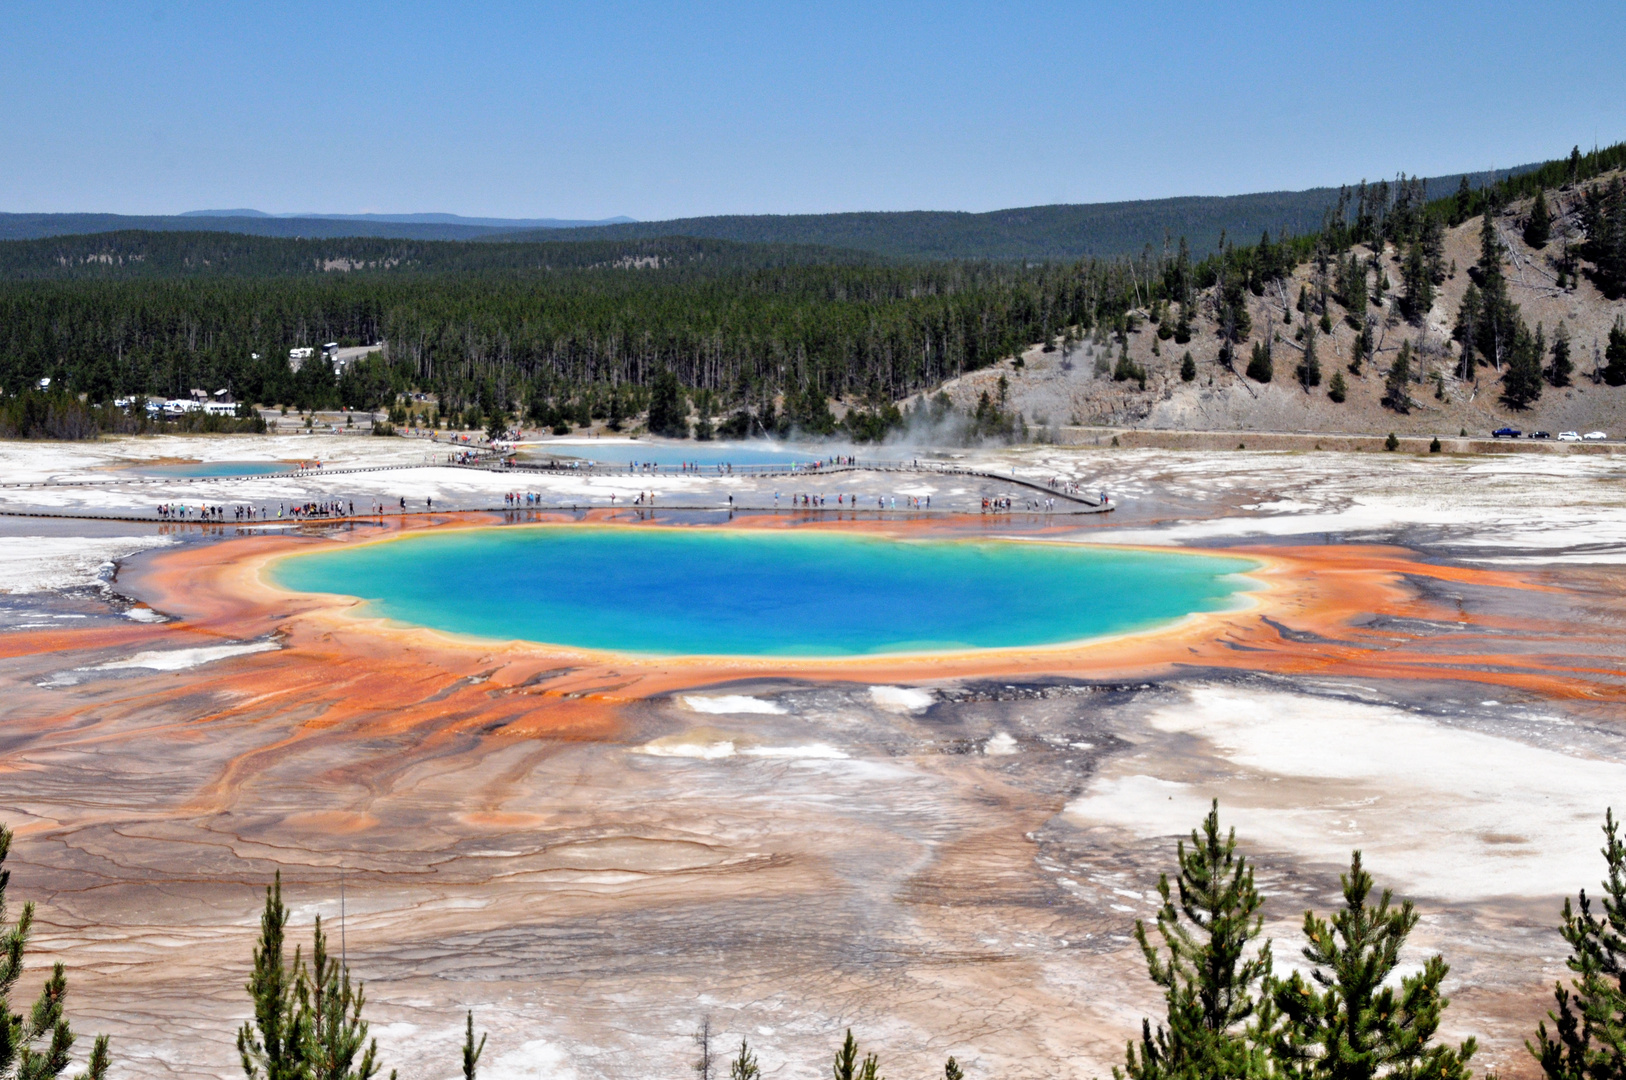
269, 527, 1257, 656
1, 434, 1625, 1080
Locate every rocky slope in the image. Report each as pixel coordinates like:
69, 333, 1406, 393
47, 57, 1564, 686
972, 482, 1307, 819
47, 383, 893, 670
924, 176, 1626, 440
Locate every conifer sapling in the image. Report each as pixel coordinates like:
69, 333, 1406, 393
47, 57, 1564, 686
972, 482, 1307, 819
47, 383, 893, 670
1118, 801, 1274, 1080
1269, 851, 1475, 1080
729, 1038, 759, 1080
462, 1011, 486, 1080
1530, 809, 1626, 1079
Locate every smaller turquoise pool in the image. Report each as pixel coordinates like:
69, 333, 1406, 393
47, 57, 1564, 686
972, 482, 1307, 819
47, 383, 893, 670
522, 440, 817, 470
134, 461, 294, 478
271, 526, 1257, 657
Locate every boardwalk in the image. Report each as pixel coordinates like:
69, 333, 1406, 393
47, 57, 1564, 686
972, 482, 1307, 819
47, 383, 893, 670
0, 456, 1114, 524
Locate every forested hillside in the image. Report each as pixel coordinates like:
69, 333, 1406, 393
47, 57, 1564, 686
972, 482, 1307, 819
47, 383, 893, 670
0, 233, 882, 280
0, 259, 1127, 433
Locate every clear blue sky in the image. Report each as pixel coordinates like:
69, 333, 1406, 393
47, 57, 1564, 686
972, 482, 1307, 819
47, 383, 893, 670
4, 1, 1623, 220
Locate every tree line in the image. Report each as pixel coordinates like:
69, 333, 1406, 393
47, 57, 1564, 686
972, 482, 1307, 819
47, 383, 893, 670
0, 257, 1150, 438
0, 233, 881, 282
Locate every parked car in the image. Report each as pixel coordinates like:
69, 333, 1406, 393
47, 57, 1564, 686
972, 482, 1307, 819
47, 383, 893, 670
1492, 427, 1521, 438
1584, 431, 1609, 440
1558, 431, 1582, 441
1528, 430, 1551, 439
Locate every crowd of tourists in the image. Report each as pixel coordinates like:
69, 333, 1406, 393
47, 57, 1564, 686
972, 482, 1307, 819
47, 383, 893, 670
157, 503, 233, 521
771, 492, 929, 510
155, 498, 426, 522
288, 501, 356, 519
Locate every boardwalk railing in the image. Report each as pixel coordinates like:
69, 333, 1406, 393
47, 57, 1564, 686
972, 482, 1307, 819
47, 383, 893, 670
495, 457, 1105, 506
0, 455, 1110, 511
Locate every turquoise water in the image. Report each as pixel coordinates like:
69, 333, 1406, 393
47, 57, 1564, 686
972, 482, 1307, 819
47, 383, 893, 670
136, 461, 293, 478
271, 526, 1256, 657
522, 440, 816, 469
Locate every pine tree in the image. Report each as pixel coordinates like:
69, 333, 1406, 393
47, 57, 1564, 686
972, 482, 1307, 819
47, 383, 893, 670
1530, 810, 1626, 1080
831, 1030, 881, 1080
1454, 284, 1482, 380
1341, 254, 1368, 322
1421, 215, 1446, 281
1221, 273, 1252, 342
1298, 322, 1322, 389
1384, 342, 1413, 413
1118, 802, 1274, 1080
1502, 322, 1545, 410
943, 1058, 964, 1080
1400, 243, 1434, 323
1525, 188, 1552, 249
1469, 212, 1524, 374
1246, 341, 1273, 384
0, 824, 110, 1080
646, 368, 689, 438
1546, 324, 1573, 388
1454, 175, 1474, 225
462, 1013, 486, 1080
304, 916, 387, 1080
1328, 369, 1347, 403
240, 874, 309, 1080
1269, 852, 1476, 1080
1606, 318, 1626, 387
1168, 236, 1194, 308
1479, 207, 1504, 285
728, 1039, 759, 1080
1180, 353, 1197, 382
1174, 303, 1193, 345
239, 875, 392, 1080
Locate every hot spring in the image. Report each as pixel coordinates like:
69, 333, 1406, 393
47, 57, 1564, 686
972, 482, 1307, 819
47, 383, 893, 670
269, 525, 1257, 657
131, 461, 294, 478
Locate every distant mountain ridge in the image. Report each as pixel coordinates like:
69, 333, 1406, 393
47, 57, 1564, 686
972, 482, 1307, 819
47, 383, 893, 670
181, 209, 638, 228
500, 166, 1541, 260
0, 161, 1543, 257
0, 213, 525, 242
